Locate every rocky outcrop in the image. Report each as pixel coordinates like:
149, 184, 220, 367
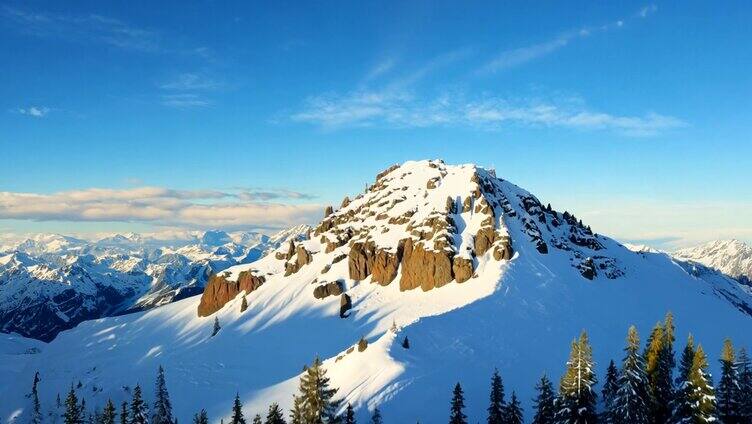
285, 245, 313, 276
372, 245, 403, 286
313, 281, 344, 299
348, 241, 376, 280
474, 227, 497, 256
324, 205, 334, 218
197, 270, 266, 317
399, 238, 454, 291
275, 240, 296, 260
493, 239, 513, 261
339, 293, 352, 317
452, 257, 473, 283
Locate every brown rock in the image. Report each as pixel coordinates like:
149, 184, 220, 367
339, 293, 352, 317
285, 245, 313, 276
452, 257, 473, 283
462, 196, 473, 213
313, 281, 344, 299
340, 196, 351, 208
357, 337, 368, 352
348, 241, 376, 280
324, 205, 334, 218
492, 239, 513, 261
197, 271, 266, 317
399, 238, 454, 291
446, 196, 456, 214
474, 227, 497, 256
371, 245, 403, 286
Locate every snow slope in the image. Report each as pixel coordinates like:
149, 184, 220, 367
674, 239, 752, 285
1, 160, 751, 423
0, 226, 310, 341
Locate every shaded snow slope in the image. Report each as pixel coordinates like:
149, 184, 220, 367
1, 160, 751, 424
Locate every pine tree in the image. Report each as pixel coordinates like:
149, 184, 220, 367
120, 402, 129, 424
265, 403, 286, 424
343, 404, 355, 424
504, 392, 523, 424
296, 356, 341, 423
241, 296, 249, 313
212, 317, 221, 337
129, 384, 148, 424
532, 374, 556, 424
555, 331, 598, 424
644, 313, 676, 424
289, 395, 304, 424
600, 360, 619, 424
449, 383, 467, 424
736, 348, 752, 422
370, 408, 382, 424
64, 385, 83, 424
253, 414, 262, 424
102, 399, 117, 424
231, 394, 246, 424
401, 337, 410, 349
152, 366, 174, 424
30, 371, 42, 424
688, 345, 718, 423
614, 326, 650, 424
193, 410, 209, 424
718, 339, 740, 424
487, 368, 505, 424
672, 335, 696, 423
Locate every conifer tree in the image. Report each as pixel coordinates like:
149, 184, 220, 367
253, 414, 262, 424
688, 345, 717, 423
289, 395, 304, 424
401, 337, 410, 349
120, 402, 129, 424
718, 339, 740, 424
296, 356, 341, 423
231, 394, 246, 424
672, 335, 696, 422
486, 369, 505, 424
736, 348, 752, 422
129, 384, 148, 424
152, 366, 174, 424
102, 399, 117, 424
265, 403, 286, 424
504, 392, 523, 424
30, 371, 42, 424
614, 326, 650, 424
64, 385, 83, 424
212, 317, 221, 337
193, 410, 209, 424
449, 383, 467, 424
532, 374, 556, 424
600, 360, 619, 424
555, 331, 597, 424
343, 404, 355, 424
644, 313, 676, 424
370, 408, 382, 424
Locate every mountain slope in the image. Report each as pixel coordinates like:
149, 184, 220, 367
674, 239, 752, 285
1, 160, 750, 424
0, 226, 310, 341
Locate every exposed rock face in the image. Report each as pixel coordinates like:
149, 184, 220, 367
339, 293, 352, 317
197, 270, 266, 317
578, 258, 597, 280
324, 205, 334, 218
371, 245, 403, 286
348, 241, 376, 281
474, 227, 497, 256
275, 240, 296, 260
452, 257, 474, 283
493, 240, 513, 261
313, 281, 344, 299
285, 245, 313, 276
400, 238, 454, 291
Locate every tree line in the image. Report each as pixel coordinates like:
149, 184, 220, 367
29, 312, 752, 423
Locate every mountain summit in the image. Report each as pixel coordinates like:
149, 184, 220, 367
2, 160, 751, 423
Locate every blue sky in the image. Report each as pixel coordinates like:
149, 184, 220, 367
1, 1, 750, 248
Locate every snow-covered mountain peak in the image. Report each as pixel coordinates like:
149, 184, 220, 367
674, 239, 752, 283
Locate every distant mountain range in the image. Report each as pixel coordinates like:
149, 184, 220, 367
0, 226, 310, 341
674, 239, 752, 285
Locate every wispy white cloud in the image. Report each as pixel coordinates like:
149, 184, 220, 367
15, 106, 50, 118
160, 93, 212, 109
0, 187, 321, 230
292, 91, 685, 136
158, 73, 223, 108
477, 4, 658, 75
159, 73, 222, 91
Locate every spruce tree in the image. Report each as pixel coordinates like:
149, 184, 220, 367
644, 313, 676, 424
30, 371, 42, 424
129, 384, 148, 424
231, 394, 247, 424
532, 374, 555, 424
265, 403, 286, 424
449, 383, 467, 424
718, 339, 740, 424
152, 366, 174, 424
296, 356, 341, 423
736, 348, 752, 422
486, 369, 505, 424
289, 395, 304, 424
688, 345, 718, 423
253, 414, 262, 424
64, 385, 83, 424
343, 404, 355, 424
370, 408, 382, 424
402, 337, 410, 349
614, 326, 650, 424
193, 410, 209, 424
504, 392, 523, 424
555, 331, 597, 424
600, 360, 619, 424
671, 335, 696, 423
102, 399, 117, 424
120, 402, 129, 424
